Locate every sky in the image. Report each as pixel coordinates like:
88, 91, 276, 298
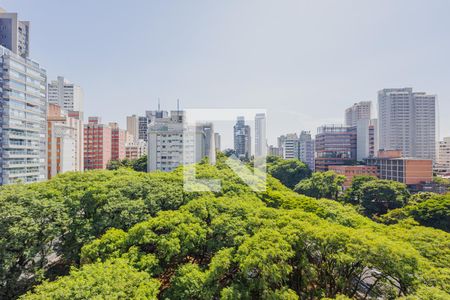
2, 0, 450, 148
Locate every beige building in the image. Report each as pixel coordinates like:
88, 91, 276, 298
47, 104, 83, 178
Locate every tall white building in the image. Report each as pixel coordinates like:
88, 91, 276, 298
0, 46, 47, 184
48, 76, 83, 112
378, 88, 436, 160
0, 9, 30, 58
147, 111, 215, 172
255, 113, 267, 158
299, 131, 315, 171
282, 133, 298, 159
345, 101, 372, 127
214, 132, 221, 152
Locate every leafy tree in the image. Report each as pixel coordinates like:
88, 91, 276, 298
294, 171, 345, 200
132, 154, 148, 172
268, 159, 312, 189
359, 180, 410, 217
20, 259, 160, 300
342, 175, 377, 204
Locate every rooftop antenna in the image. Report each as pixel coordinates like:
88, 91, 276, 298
177, 98, 180, 112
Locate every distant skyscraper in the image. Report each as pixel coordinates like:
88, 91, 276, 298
378, 88, 436, 160
356, 118, 378, 161
126, 115, 139, 143
48, 76, 84, 112
299, 131, 315, 171
0, 9, 30, 58
233, 116, 251, 160
138, 116, 148, 141
345, 101, 372, 127
214, 132, 221, 152
0, 10, 47, 184
282, 133, 298, 159
277, 135, 286, 157
315, 125, 357, 172
255, 113, 267, 158
84, 117, 112, 170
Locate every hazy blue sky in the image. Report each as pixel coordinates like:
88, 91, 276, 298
3, 0, 450, 148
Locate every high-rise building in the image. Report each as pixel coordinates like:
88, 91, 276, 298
255, 113, 267, 158
282, 133, 298, 159
147, 111, 215, 172
0, 9, 47, 185
67, 110, 84, 171
214, 132, 221, 152
277, 135, 286, 157
436, 137, 450, 175
356, 118, 378, 161
299, 131, 315, 171
138, 116, 148, 141
109, 122, 126, 161
378, 88, 436, 160
0, 46, 47, 184
315, 125, 357, 172
48, 76, 83, 112
345, 101, 372, 127
126, 115, 139, 143
0, 9, 30, 58
233, 116, 251, 160
84, 117, 112, 170
47, 104, 83, 178
268, 145, 281, 157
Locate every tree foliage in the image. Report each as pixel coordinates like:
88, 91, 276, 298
267, 157, 312, 189
1, 159, 449, 299
294, 171, 345, 200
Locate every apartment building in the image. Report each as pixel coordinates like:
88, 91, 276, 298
125, 139, 147, 160
329, 165, 378, 188
109, 122, 126, 161
47, 104, 83, 178
378, 88, 436, 160
315, 125, 357, 172
345, 101, 372, 127
299, 131, 315, 171
147, 111, 215, 172
436, 137, 450, 176
48, 76, 83, 112
255, 113, 267, 158
84, 117, 112, 170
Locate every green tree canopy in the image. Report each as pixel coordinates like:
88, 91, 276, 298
294, 171, 345, 200
267, 158, 312, 189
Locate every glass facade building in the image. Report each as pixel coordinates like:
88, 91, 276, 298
0, 46, 47, 184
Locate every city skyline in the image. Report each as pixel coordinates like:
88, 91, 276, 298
1, 0, 449, 148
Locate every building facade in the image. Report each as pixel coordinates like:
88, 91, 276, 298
356, 118, 378, 161
329, 165, 378, 188
366, 150, 433, 185
109, 122, 126, 161
126, 114, 139, 143
48, 76, 83, 112
315, 125, 357, 172
282, 133, 298, 159
214, 132, 221, 152
84, 117, 112, 170
47, 104, 83, 178
345, 101, 372, 127
125, 139, 147, 160
233, 116, 251, 160
254, 113, 267, 158
0, 9, 30, 58
436, 137, 450, 176
378, 88, 436, 161
0, 45, 47, 184
299, 131, 315, 171
147, 111, 215, 172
